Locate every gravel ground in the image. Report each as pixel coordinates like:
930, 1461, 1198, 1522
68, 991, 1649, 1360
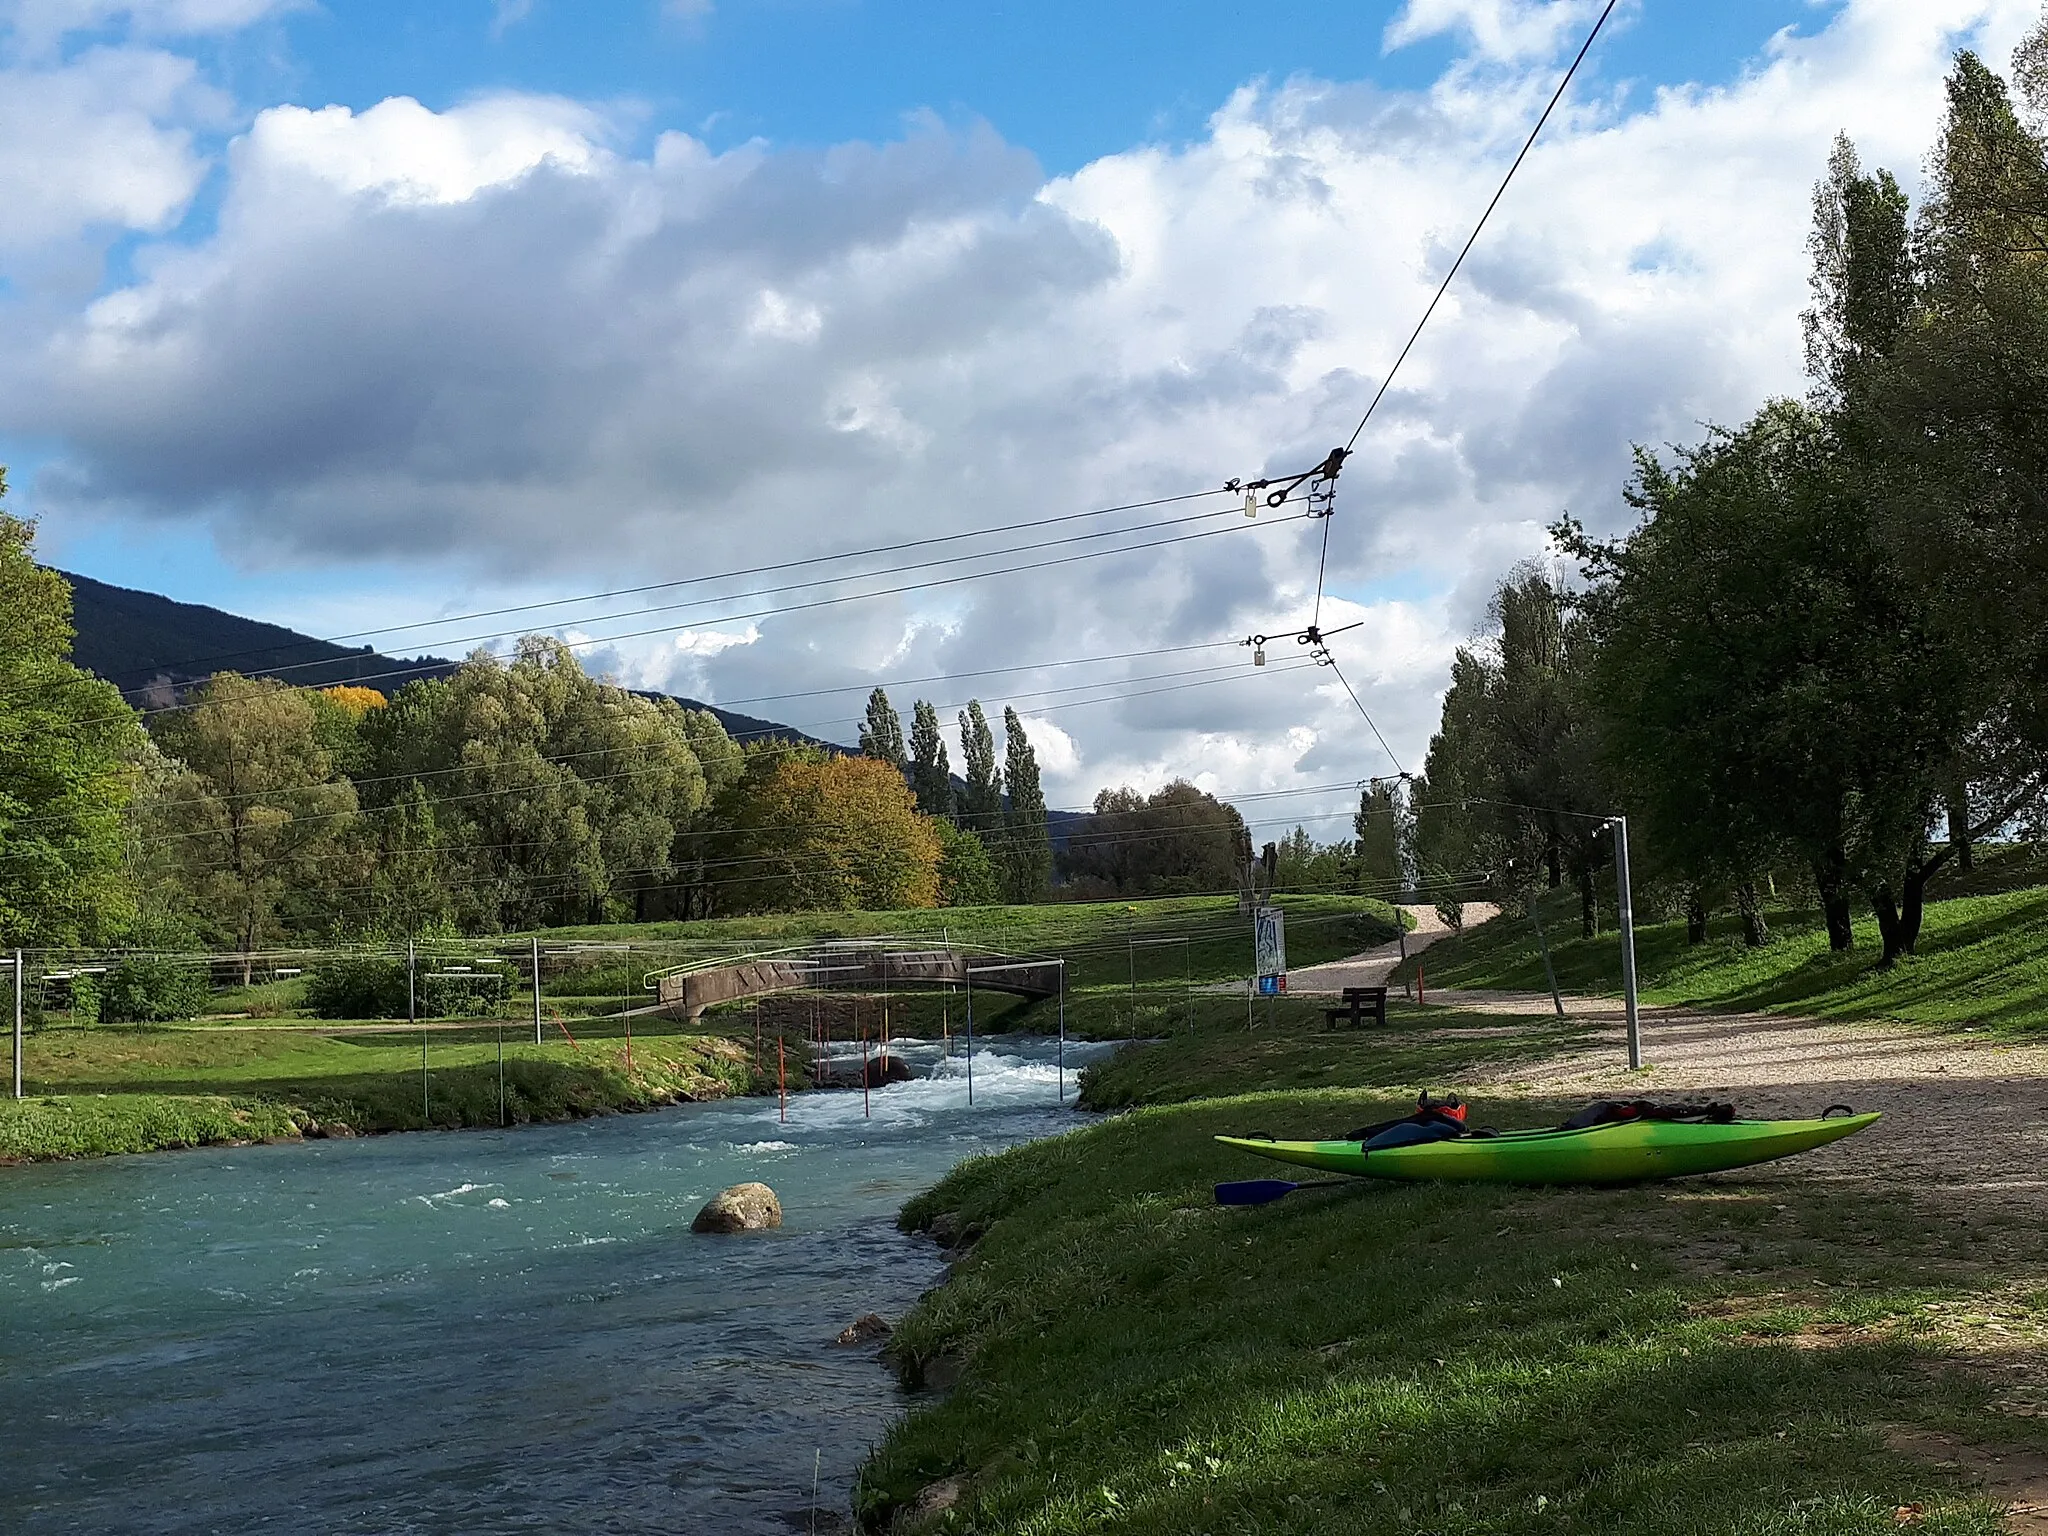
1447, 992, 2048, 1217
1280, 904, 1500, 996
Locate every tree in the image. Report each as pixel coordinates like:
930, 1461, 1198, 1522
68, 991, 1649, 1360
151, 672, 360, 969
957, 700, 1002, 832
1057, 781, 1244, 897
1562, 402, 1973, 963
1273, 826, 1351, 893
1353, 780, 1404, 897
717, 752, 942, 912
858, 687, 906, 769
357, 638, 712, 929
0, 507, 150, 947
997, 707, 1051, 902
933, 819, 999, 907
907, 699, 954, 818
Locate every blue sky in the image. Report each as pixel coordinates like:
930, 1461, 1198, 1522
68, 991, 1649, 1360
0, 0, 2028, 796
264, 1, 1841, 172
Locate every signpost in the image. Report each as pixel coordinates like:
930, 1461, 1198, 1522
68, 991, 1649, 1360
1254, 905, 1286, 993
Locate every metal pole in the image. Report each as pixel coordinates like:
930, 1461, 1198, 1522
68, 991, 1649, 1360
1127, 935, 1137, 1035
1612, 817, 1643, 1069
1531, 904, 1565, 1019
1183, 937, 1192, 1034
531, 936, 542, 1046
1057, 961, 1066, 1104
411, 938, 425, 1125
964, 969, 975, 1105
12, 950, 22, 1102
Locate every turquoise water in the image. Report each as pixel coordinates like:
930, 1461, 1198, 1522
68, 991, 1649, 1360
0, 1037, 1106, 1534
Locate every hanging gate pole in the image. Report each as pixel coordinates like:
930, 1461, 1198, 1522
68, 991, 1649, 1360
11, 949, 22, 1102
1531, 904, 1565, 1019
531, 936, 542, 1046
1057, 960, 1066, 1104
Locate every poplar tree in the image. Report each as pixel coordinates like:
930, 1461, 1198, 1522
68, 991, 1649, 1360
858, 687, 906, 770
907, 699, 953, 817
998, 707, 1051, 902
957, 701, 1002, 832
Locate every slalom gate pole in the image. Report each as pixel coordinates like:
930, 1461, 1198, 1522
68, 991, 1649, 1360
531, 936, 542, 1046
1613, 816, 1644, 1069
11, 949, 21, 1102
965, 969, 975, 1106
778, 1037, 786, 1123
861, 1016, 870, 1120
1057, 961, 1066, 1105
497, 1020, 506, 1127
411, 937, 425, 1125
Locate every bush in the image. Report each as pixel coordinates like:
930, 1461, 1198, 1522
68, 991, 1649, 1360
68, 974, 101, 1026
306, 956, 512, 1020
306, 954, 410, 1020
101, 958, 211, 1023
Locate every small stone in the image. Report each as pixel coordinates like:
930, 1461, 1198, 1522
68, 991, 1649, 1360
926, 1211, 960, 1246
692, 1181, 783, 1234
834, 1312, 892, 1346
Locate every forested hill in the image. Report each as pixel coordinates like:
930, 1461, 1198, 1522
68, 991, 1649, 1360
55, 568, 846, 749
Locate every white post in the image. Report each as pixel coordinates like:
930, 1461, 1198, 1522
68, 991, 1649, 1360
531, 936, 543, 1047
964, 967, 974, 1106
1612, 817, 1643, 1069
12, 949, 22, 1101
1057, 961, 1066, 1105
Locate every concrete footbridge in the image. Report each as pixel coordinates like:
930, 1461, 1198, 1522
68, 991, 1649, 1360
644, 942, 1063, 1021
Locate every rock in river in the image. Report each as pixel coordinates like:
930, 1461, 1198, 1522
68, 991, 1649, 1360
833, 1313, 892, 1346
691, 1182, 783, 1234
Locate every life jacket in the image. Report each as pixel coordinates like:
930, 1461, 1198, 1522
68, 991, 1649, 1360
1345, 1091, 1476, 1147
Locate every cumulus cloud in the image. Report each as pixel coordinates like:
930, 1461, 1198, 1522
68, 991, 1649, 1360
5, 0, 2040, 817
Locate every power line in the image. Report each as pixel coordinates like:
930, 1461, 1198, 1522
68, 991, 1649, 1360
1341, 0, 1618, 457
94, 486, 1238, 689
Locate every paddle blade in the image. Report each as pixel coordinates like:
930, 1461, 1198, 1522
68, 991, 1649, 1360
1214, 1179, 1301, 1207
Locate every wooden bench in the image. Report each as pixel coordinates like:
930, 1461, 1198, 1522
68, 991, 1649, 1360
1324, 986, 1388, 1029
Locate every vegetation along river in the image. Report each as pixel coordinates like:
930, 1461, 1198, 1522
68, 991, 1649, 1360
0, 1036, 1110, 1534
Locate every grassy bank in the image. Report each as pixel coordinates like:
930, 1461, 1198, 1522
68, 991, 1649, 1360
864, 1091, 2045, 1533
0, 1021, 758, 1162
1401, 885, 2048, 1035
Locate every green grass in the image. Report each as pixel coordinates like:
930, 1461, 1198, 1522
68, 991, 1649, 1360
0, 1094, 302, 1160
1076, 999, 1590, 1110
1, 1019, 761, 1160
1400, 885, 2048, 1035
859, 1091, 2048, 1533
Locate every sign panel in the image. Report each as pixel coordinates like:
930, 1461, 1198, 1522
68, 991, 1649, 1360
1253, 905, 1286, 988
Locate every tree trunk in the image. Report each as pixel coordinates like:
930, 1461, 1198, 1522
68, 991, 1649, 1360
1870, 883, 1911, 966
1685, 890, 1707, 945
1814, 854, 1854, 951
1735, 882, 1771, 947
1946, 785, 1974, 873
1898, 863, 1928, 955
1546, 839, 1561, 890
1578, 868, 1597, 940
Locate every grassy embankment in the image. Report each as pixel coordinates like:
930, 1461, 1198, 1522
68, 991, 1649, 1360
2, 894, 1402, 1161
1396, 877, 2048, 1036
858, 1005, 2048, 1533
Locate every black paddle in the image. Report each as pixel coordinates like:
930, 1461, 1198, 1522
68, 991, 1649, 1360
1213, 1177, 1354, 1207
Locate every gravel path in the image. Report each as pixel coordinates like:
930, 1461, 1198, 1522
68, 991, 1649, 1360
1450, 992, 2048, 1216
1281, 904, 1500, 996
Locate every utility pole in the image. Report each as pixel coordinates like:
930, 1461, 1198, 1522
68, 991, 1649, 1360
11, 950, 22, 1101
1611, 817, 1642, 1069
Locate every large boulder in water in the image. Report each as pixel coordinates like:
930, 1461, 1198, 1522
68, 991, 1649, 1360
692, 1182, 783, 1234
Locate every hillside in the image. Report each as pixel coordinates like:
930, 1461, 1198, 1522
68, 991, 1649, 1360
56, 567, 846, 748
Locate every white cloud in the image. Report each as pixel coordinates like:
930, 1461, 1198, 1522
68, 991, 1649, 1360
2, 0, 297, 52
7, 0, 2041, 803
0, 46, 216, 252
1384, 0, 1611, 64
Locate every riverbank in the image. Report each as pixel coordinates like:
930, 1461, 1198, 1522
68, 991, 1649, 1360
0, 1026, 758, 1161
858, 1002, 2048, 1533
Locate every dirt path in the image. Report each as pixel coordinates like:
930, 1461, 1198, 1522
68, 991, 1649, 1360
1281, 904, 1500, 996
1448, 991, 2048, 1217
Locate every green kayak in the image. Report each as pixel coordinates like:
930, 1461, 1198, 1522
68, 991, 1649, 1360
1216, 1112, 1880, 1186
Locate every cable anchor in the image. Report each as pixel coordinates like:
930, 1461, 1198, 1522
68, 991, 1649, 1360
1223, 447, 1347, 519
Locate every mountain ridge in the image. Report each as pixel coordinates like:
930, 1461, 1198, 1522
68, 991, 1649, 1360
54, 568, 850, 750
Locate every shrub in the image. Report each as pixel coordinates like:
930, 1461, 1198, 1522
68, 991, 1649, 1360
68, 974, 101, 1026
100, 958, 212, 1023
306, 954, 410, 1020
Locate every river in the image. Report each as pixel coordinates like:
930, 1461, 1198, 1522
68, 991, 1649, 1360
0, 1036, 1109, 1535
